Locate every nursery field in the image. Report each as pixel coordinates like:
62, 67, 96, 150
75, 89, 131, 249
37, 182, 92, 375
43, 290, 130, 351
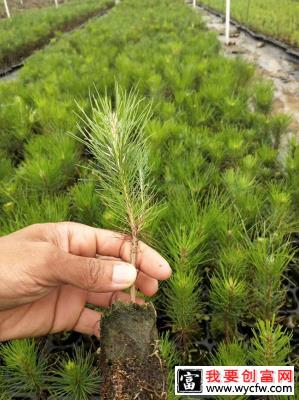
0, 0, 299, 398
0, 0, 67, 19
198, 0, 299, 48
0, 0, 113, 71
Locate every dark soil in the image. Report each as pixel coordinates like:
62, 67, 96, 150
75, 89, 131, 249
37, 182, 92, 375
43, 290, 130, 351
99, 302, 168, 400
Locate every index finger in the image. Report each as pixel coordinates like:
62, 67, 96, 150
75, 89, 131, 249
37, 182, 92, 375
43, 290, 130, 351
54, 222, 172, 281
97, 229, 172, 281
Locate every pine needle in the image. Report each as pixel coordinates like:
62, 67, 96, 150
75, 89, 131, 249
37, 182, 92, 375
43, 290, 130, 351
72, 84, 162, 301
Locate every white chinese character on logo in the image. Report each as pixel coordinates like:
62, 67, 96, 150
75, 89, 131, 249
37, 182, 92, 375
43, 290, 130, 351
180, 371, 196, 390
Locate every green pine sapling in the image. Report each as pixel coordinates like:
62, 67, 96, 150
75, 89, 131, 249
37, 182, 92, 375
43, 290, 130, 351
249, 318, 292, 366
74, 84, 161, 302
0, 339, 48, 398
73, 85, 168, 398
49, 347, 100, 400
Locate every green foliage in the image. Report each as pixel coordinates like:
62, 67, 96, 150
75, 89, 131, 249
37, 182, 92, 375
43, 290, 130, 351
198, 193, 243, 261
199, 0, 299, 47
0, 339, 48, 397
218, 243, 248, 278
162, 223, 206, 270
0, 0, 114, 69
267, 182, 296, 234
160, 190, 205, 352
0, 393, 11, 400
0, 92, 34, 160
159, 332, 181, 400
285, 141, 299, 212
249, 319, 292, 366
164, 269, 203, 348
0, 193, 70, 235
0, 156, 13, 182
0, 0, 296, 397
49, 347, 100, 400
252, 81, 274, 114
74, 85, 161, 237
210, 341, 249, 400
211, 340, 248, 366
162, 188, 207, 269
16, 133, 80, 193
269, 114, 291, 150
210, 273, 247, 341
70, 180, 102, 226
0, 341, 102, 399
247, 236, 293, 320
222, 167, 263, 226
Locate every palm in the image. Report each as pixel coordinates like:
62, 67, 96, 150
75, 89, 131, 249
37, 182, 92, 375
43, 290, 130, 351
0, 222, 171, 341
0, 286, 90, 339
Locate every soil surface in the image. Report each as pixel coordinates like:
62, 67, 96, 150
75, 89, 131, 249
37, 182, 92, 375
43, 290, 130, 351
99, 302, 167, 400
195, 4, 299, 156
0, 0, 67, 19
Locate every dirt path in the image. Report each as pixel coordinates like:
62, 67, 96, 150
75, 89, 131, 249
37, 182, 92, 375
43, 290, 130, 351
195, 4, 299, 150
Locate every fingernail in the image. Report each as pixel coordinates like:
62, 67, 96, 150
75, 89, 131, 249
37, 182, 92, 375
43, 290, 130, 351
112, 263, 137, 284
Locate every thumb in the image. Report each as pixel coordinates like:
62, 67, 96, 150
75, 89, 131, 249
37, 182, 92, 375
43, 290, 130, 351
53, 252, 137, 292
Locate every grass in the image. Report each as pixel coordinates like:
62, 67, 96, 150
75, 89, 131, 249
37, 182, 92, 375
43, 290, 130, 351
197, 0, 299, 48
0, 0, 298, 397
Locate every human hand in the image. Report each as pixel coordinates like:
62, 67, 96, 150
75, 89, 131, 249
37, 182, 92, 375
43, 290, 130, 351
0, 222, 171, 341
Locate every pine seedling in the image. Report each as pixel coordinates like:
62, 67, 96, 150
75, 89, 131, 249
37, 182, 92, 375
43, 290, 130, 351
210, 341, 249, 400
222, 167, 263, 226
248, 318, 292, 366
0, 193, 70, 235
162, 187, 208, 270
70, 180, 102, 226
159, 332, 181, 400
218, 244, 248, 278
252, 81, 274, 114
198, 191, 242, 261
268, 114, 291, 150
267, 182, 297, 236
211, 340, 248, 366
258, 145, 278, 170
0, 157, 13, 183
162, 223, 206, 270
0, 339, 48, 398
74, 85, 161, 301
49, 347, 100, 400
16, 132, 80, 193
210, 270, 247, 341
0, 373, 11, 400
247, 236, 293, 320
0, 393, 11, 400
159, 189, 205, 352
164, 269, 203, 353
241, 154, 259, 175
285, 143, 299, 209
